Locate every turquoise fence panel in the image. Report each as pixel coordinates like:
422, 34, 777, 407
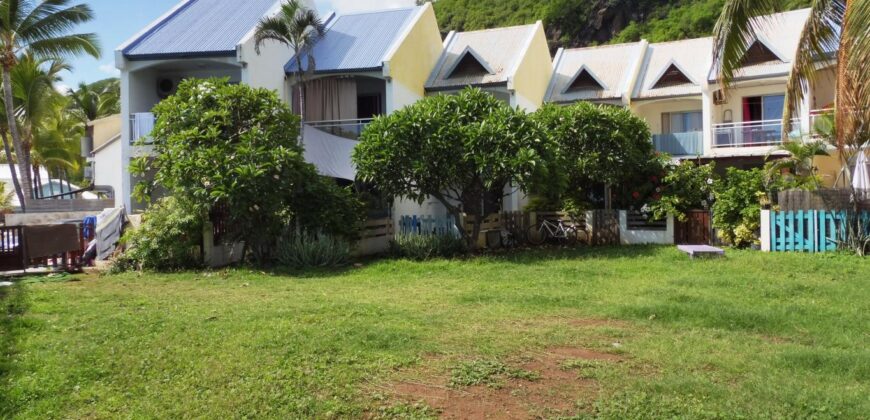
769, 210, 868, 253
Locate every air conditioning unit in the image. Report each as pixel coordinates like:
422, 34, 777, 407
156, 77, 180, 99
713, 89, 728, 105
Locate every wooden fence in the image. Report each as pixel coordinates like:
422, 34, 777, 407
356, 217, 394, 256
765, 210, 870, 252
778, 189, 870, 211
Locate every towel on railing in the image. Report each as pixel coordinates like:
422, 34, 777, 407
133, 112, 155, 140
23, 224, 82, 259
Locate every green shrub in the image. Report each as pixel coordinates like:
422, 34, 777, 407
389, 234, 468, 261
111, 197, 203, 272
713, 168, 765, 248
648, 161, 716, 221
276, 232, 352, 269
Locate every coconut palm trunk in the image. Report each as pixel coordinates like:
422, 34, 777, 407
1, 65, 32, 204
0, 129, 24, 208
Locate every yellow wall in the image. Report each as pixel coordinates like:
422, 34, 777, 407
90, 114, 122, 150
812, 67, 837, 110
631, 99, 704, 134
383, 4, 443, 109
510, 22, 553, 111
815, 154, 847, 188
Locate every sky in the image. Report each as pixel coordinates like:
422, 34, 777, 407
60, 0, 417, 91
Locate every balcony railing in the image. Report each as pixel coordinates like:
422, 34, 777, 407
653, 131, 703, 156
130, 112, 156, 145
713, 119, 802, 149
305, 118, 373, 140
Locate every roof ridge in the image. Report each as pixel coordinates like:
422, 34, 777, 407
648, 37, 713, 47
122, 0, 200, 54
333, 5, 419, 18
562, 41, 642, 53
453, 23, 537, 36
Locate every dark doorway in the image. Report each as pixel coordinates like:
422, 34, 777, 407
357, 94, 383, 119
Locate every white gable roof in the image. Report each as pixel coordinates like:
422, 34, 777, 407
634, 37, 713, 100
426, 23, 538, 91
546, 42, 646, 103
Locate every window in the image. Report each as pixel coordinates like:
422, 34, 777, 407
742, 95, 784, 122
661, 111, 703, 134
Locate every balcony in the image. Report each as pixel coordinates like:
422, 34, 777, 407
304, 118, 373, 141
713, 119, 802, 149
130, 113, 156, 145
653, 132, 703, 156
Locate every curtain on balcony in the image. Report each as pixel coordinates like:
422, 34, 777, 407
302, 125, 357, 181
304, 78, 357, 122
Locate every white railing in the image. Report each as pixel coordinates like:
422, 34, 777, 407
304, 118, 373, 140
809, 108, 835, 134
130, 112, 156, 145
713, 118, 802, 148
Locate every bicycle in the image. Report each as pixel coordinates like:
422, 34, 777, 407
527, 218, 578, 246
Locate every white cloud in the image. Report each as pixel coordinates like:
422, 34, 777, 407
99, 63, 121, 77
54, 82, 71, 94
321, 0, 417, 13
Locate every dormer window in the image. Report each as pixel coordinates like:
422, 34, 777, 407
565, 67, 605, 92
741, 40, 784, 66
652, 63, 694, 89
447, 48, 494, 79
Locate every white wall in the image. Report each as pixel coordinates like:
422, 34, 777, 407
238, 38, 294, 100
93, 138, 124, 209
618, 211, 675, 245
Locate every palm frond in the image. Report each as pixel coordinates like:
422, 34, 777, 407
712, 0, 779, 89
782, 0, 843, 137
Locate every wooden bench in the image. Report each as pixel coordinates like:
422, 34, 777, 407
678, 245, 725, 259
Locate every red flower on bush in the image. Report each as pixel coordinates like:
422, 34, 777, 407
653, 193, 662, 200
632, 191, 641, 200
650, 175, 659, 183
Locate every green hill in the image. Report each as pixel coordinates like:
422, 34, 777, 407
426, 0, 811, 49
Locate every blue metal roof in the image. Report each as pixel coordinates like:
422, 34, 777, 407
123, 0, 278, 60
285, 7, 418, 74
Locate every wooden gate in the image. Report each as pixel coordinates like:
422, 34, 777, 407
0, 226, 26, 272
675, 210, 711, 245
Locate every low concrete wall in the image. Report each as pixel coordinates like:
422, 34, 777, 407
618, 211, 674, 245
202, 222, 244, 268
760, 210, 771, 252
6, 211, 99, 227
26, 199, 115, 213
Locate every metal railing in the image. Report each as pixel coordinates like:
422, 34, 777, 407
130, 112, 156, 145
653, 131, 703, 156
304, 118, 373, 140
712, 118, 802, 148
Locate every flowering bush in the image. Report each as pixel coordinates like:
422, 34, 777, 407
647, 161, 716, 221
712, 168, 766, 248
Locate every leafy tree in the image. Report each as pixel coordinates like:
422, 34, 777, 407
0, 180, 12, 211
0, 0, 100, 210
648, 161, 716, 221
254, 0, 325, 118
354, 88, 555, 248
533, 102, 656, 208
132, 78, 361, 264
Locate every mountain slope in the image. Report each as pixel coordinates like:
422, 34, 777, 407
428, 0, 811, 48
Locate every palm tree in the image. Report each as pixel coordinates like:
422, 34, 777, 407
11, 54, 70, 197
712, 0, 870, 156
68, 78, 119, 140
253, 0, 325, 120
765, 139, 830, 189
0, 180, 13, 212
0, 0, 99, 209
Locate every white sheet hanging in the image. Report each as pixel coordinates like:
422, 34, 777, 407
853, 150, 869, 193
302, 125, 358, 181
96, 207, 125, 260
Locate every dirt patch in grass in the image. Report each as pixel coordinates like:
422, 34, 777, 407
387, 347, 624, 419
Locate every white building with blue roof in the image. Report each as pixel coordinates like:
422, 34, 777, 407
110, 0, 314, 212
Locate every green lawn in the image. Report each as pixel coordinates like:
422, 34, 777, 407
2, 247, 868, 418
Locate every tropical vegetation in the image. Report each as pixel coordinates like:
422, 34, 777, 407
253, 0, 325, 118
0, 0, 100, 210
354, 88, 556, 248
128, 78, 362, 266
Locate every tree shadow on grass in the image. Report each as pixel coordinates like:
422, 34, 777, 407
0, 283, 28, 417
